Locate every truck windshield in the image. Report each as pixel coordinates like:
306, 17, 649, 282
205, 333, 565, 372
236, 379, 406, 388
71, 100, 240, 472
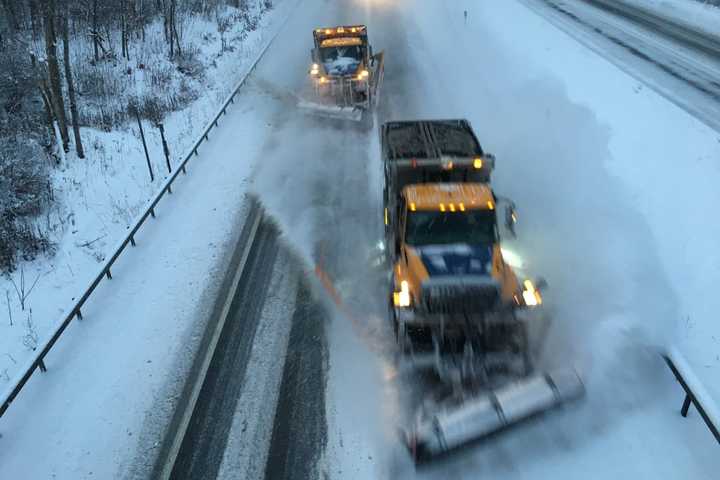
405, 210, 497, 246
321, 46, 362, 75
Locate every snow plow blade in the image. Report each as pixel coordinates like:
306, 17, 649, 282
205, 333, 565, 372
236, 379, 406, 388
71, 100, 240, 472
406, 368, 585, 462
297, 99, 364, 122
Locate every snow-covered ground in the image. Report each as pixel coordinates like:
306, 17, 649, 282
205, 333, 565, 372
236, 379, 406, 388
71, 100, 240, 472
0, 2, 290, 390
614, 0, 720, 41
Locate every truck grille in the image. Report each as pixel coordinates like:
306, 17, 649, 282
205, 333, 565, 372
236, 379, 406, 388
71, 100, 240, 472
420, 277, 500, 315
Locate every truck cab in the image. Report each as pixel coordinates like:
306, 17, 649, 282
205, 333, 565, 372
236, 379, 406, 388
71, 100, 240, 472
307, 25, 383, 112
390, 183, 541, 346
311, 26, 371, 79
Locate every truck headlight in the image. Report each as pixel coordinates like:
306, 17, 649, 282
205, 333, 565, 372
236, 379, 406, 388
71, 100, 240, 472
393, 280, 411, 308
310, 63, 320, 75
522, 279, 542, 306
357, 69, 369, 80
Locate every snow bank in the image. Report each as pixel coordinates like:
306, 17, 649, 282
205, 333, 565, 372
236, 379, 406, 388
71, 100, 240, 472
0, 1, 287, 391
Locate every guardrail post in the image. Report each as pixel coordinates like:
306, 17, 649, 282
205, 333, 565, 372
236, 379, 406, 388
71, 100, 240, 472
167, 185, 173, 195
105, 268, 112, 280
76, 309, 83, 320
181, 165, 187, 174
130, 235, 136, 247
194, 148, 199, 157
204, 133, 208, 141
38, 358, 47, 373
214, 119, 218, 127
150, 208, 156, 218
681, 394, 692, 417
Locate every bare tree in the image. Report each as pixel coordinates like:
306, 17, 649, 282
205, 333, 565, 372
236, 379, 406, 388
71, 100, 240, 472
1, 0, 21, 31
167, 0, 181, 58
92, 0, 99, 60
61, 14, 84, 158
9, 266, 42, 311
22, 309, 38, 351
43, 0, 69, 153
5, 290, 12, 326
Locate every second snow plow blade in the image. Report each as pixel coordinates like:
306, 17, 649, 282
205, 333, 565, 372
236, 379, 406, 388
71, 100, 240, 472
406, 368, 585, 462
297, 99, 364, 122
298, 51, 384, 122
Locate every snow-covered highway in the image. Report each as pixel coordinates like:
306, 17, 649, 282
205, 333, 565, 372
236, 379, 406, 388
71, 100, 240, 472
2, 0, 720, 479
523, 0, 720, 132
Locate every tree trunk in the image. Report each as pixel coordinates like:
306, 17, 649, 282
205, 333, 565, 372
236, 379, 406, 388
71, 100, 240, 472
172, 12, 181, 57
28, 0, 40, 43
62, 15, 85, 159
168, 0, 175, 58
92, 0, 99, 61
43, 0, 69, 153
1, 0, 20, 31
134, 110, 154, 182
38, 83, 55, 139
158, 123, 171, 173
121, 13, 127, 59
121, 0, 128, 60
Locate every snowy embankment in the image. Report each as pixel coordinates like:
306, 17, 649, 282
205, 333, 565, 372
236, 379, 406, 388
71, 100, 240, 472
0, 0, 301, 477
606, 0, 720, 42
0, 3, 285, 389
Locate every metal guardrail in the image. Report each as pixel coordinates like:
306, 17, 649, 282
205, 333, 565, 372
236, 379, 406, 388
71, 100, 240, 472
663, 353, 720, 444
0, 26, 283, 420
585, 0, 720, 58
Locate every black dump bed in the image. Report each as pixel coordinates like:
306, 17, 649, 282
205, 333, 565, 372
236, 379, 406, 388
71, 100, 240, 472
382, 120, 484, 161
381, 119, 493, 193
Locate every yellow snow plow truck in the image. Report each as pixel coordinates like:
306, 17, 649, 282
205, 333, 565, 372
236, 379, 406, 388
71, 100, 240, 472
381, 120, 584, 462
299, 25, 384, 122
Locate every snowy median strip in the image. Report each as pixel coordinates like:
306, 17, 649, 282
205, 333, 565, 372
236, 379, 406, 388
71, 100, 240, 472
158, 204, 264, 480
0, 1, 297, 423
215, 249, 298, 480
585, 0, 720, 56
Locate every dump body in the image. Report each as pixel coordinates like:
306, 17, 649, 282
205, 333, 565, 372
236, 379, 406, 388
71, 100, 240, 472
382, 120, 494, 191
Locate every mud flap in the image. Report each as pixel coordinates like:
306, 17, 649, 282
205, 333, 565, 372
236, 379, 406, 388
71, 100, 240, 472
406, 368, 585, 462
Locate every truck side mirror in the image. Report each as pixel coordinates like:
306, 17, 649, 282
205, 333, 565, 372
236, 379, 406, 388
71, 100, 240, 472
311, 48, 318, 63
505, 204, 517, 238
485, 153, 496, 170
534, 277, 548, 291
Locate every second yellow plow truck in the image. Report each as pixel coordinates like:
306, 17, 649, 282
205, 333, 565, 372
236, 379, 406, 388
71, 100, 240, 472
381, 120, 585, 462
299, 25, 384, 122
